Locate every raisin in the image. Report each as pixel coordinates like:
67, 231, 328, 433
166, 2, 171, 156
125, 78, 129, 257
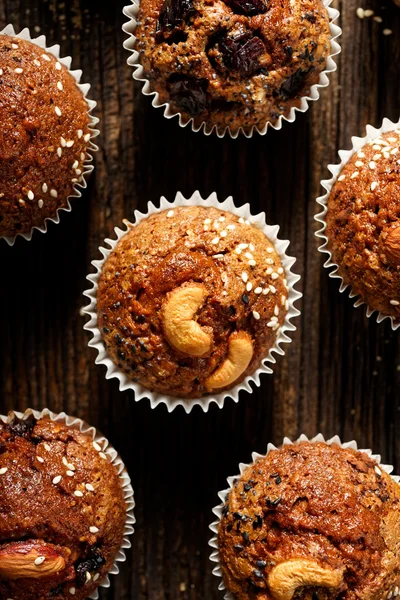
156, 0, 194, 41
280, 68, 312, 98
75, 547, 106, 587
168, 76, 209, 115
7, 415, 36, 439
217, 32, 266, 77
226, 0, 267, 15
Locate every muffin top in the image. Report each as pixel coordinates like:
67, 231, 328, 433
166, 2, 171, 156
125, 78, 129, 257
0, 35, 91, 238
218, 441, 400, 600
0, 414, 126, 600
135, 0, 331, 133
326, 130, 400, 322
97, 206, 289, 398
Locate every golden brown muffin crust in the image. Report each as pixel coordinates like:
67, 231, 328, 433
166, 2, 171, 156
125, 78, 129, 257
0, 415, 126, 600
218, 442, 400, 600
135, 0, 331, 132
0, 35, 91, 238
326, 130, 400, 322
97, 206, 289, 398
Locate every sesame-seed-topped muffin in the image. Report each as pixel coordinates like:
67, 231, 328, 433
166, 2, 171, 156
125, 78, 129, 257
325, 129, 400, 322
217, 441, 400, 600
0, 414, 127, 600
0, 35, 92, 239
134, 0, 331, 133
96, 205, 290, 398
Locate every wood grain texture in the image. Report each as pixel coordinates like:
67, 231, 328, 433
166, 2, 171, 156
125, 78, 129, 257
0, 0, 399, 597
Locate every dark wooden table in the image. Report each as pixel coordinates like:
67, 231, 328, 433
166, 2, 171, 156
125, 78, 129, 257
0, 0, 400, 597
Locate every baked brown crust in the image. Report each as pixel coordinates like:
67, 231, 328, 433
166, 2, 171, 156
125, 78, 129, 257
97, 206, 289, 398
0, 415, 126, 600
218, 442, 400, 600
135, 0, 331, 133
0, 35, 91, 238
326, 130, 400, 321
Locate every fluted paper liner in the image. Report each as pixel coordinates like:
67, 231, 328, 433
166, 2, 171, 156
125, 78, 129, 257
83, 191, 302, 413
122, 1, 341, 139
315, 117, 400, 330
209, 433, 400, 600
0, 25, 100, 246
0, 408, 135, 599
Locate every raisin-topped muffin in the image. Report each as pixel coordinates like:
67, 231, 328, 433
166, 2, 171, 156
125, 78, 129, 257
134, 0, 331, 133
0, 35, 92, 239
218, 441, 400, 600
96, 206, 290, 398
326, 129, 400, 323
0, 414, 127, 600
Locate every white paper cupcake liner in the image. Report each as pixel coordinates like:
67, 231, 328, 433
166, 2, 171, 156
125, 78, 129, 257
0, 25, 100, 247
83, 190, 302, 413
315, 117, 400, 331
209, 432, 400, 600
122, 0, 341, 139
0, 408, 135, 599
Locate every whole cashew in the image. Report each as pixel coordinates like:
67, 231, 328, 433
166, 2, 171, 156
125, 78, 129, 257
268, 559, 344, 600
205, 331, 253, 389
162, 283, 212, 357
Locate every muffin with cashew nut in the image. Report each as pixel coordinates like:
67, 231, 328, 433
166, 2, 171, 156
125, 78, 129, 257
96, 205, 290, 398
0, 34, 92, 239
325, 129, 400, 323
134, 0, 332, 133
217, 440, 400, 600
0, 413, 127, 600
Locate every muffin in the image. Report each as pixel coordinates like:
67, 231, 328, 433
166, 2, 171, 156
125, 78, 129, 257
134, 0, 332, 133
96, 205, 290, 398
0, 34, 92, 239
325, 129, 400, 322
0, 413, 127, 600
217, 440, 400, 600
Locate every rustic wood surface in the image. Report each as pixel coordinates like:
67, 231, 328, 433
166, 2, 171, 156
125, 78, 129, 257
0, 0, 399, 597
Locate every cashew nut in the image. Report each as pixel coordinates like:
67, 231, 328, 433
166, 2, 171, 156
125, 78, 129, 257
205, 331, 253, 389
162, 283, 212, 357
268, 559, 344, 600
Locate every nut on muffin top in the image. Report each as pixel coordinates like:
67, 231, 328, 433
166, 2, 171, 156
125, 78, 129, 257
218, 441, 400, 600
0, 35, 91, 238
135, 0, 331, 133
97, 206, 289, 398
0, 414, 126, 600
326, 130, 400, 322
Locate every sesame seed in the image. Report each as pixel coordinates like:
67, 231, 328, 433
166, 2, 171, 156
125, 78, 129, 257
56, 61, 62, 70
383, 152, 390, 159
235, 247, 242, 254
358, 151, 365, 158
86, 572, 92, 583
34, 59, 40, 67
390, 300, 400, 306
351, 171, 359, 179
62, 457, 69, 466
66, 140, 74, 148
69, 588, 76, 595
93, 574, 100, 582
371, 181, 378, 191
12, 43, 18, 49
204, 218, 211, 225
72, 178, 79, 183
75, 169, 82, 176
355, 161, 364, 167
274, 305, 279, 316
391, 148, 399, 155
369, 161, 376, 169
42, 54, 51, 61
356, 7, 365, 18
0, 69, 3, 75
52, 476, 62, 485
241, 272, 248, 283
37, 456, 44, 463
78, 129, 83, 138
246, 282, 253, 292
388, 137, 397, 143
84, 133, 91, 142
44, 443, 51, 451
86, 484, 95, 492
277, 267, 284, 274
93, 441, 102, 452
238, 243, 248, 250
270, 285, 276, 294
90, 526, 99, 534
15, 68, 23, 74
67, 463, 75, 470
245, 252, 254, 260
0, 468, 8, 475
373, 153, 382, 161
271, 273, 279, 280
281, 295, 286, 305
266, 267, 273, 275
262, 288, 269, 295
372, 144, 381, 150
61, 137, 66, 147
249, 243, 255, 252
219, 216, 225, 222
50, 189, 58, 198
99, 452, 107, 460
266, 258, 274, 265
254, 287, 262, 294
373, 15, 382, 22
38, 199, 44, 209
57, 81, 63, 91
34, 556, 46, 566
338, 175, 346, 182
248, 260, 256, 266
27, 190, 34, 200
18, 199, 25, 206
267, 320, 276, 327
211, 237, 219, 245
383, 28, 393, 35
42, 183, 48, 193
57, 147, 62, 157
238, 217, 245, 224
227, 224, 235, 230
74, 490, 84, 497
55, 106, 62, 117
253, 311, 260, 320
220, 230, 227, 237
72, 161, 79, 169
267, 247, 273, 254
80, 152, 85, 161
364, 9, 374, 16
66, 470, 75, 477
